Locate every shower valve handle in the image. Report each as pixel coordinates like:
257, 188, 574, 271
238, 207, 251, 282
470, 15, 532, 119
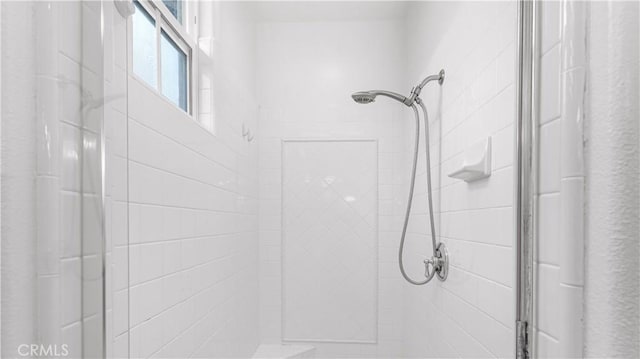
423, 243, 449, 282
423, 256, 440, 279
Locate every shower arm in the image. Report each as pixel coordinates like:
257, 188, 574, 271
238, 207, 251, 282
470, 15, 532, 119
404, 70, 446, 106
372, 90, 408, 103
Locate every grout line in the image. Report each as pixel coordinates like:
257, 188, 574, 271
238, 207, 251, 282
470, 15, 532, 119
561, 175, 585, 181
128, 252, 237, 290
536, 327, 560, 342
540, 40, 561, 58
440, 235, 512, 249
559, 282, 584, 289
126, 200, 259, 214
127, 158, 250, 198
537, 189, 562, 196
126, 230, 259, 246
448, 263, 513, 290
537, 192, 560, 198
537, 262, 560, 269
438, 205, 513, 215
539, 116, 561, 128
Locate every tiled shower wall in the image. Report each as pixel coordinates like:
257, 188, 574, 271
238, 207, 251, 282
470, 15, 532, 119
36, 2, 106, 357
256, 19, 408, 358
402, 2, 517, 357
535, 0, 565, 355
281, 140, 378, 344
2, 1, 111, 357
109, 0, 130, 356
1, 3, 260, 357
122, 2, 260, 358
536, 0, 587, 357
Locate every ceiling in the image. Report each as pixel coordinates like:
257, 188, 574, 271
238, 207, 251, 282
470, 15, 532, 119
251, 1, 409, 22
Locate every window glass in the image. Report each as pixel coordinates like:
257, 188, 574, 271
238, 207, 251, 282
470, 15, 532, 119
162, 0, 183, 23
161, 30, 188, 111
132, 2, 158, 88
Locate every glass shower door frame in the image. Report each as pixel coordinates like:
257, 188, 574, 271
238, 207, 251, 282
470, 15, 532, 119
515, 0, 538, 358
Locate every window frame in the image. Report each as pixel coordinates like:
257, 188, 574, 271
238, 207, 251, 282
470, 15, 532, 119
129, 0, 199, 116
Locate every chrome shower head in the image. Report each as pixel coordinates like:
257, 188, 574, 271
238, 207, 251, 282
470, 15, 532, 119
351, 91, 376, 104
352, 69, 445, 107
351, 90, 408, 105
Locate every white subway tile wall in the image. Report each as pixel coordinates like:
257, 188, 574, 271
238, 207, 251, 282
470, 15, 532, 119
402, 2, 517, 357
122, 2, 260, 358
536, 1, 587, 356
536, 1, 570, 357
32, 1, 110, 356
106, 1, 129, 357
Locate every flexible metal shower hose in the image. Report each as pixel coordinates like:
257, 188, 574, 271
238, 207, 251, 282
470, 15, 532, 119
398, 101, 438, 285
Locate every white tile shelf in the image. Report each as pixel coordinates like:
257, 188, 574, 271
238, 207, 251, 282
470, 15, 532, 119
448, 137, 492, 182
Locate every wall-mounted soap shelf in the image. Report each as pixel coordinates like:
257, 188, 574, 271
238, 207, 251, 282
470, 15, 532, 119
448, 137, 492, 182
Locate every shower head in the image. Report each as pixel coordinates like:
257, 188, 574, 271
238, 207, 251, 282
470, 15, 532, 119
351, 90, 408, 105
352, 91, 377, 104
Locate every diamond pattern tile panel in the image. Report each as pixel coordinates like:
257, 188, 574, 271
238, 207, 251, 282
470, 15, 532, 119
282, 140, 378, 343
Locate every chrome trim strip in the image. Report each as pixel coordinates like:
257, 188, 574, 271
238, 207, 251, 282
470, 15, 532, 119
515, 0, 538, 358
100, 2, 107, 358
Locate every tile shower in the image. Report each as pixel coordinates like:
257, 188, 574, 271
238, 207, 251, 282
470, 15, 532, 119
1, 1, 638, 359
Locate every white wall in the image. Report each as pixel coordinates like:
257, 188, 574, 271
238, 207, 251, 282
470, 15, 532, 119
256, 17, 408, 358
402, 2, 517, 357
584, 1, 639, 357
123, 2, 260, 358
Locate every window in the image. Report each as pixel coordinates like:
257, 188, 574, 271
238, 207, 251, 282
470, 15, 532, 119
161, 30, 188, 110
161, 0, 183, 23
132, 3, 157, 88
132, 0, 193, 113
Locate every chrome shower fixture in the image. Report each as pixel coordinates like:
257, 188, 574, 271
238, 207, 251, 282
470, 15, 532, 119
406, 69, 445, 106
351, 90, 407, 104
351, 70, 445, 107
351, 69, 448, 286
